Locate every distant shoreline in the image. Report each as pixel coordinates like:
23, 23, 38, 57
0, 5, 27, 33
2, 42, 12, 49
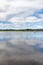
0, 29, 43, 31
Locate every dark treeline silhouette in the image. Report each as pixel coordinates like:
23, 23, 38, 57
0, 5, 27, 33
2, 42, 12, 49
0, 29, 43, 31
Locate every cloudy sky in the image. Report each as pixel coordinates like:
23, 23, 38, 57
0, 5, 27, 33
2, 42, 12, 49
0, 0, 43, 29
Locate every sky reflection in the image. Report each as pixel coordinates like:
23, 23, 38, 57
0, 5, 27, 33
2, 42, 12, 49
0, 31, 43, 65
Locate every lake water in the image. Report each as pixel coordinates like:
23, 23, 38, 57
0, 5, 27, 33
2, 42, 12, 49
0, 31, 43, 65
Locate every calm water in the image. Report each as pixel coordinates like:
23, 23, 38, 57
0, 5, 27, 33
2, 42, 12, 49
0, 31, 43, 65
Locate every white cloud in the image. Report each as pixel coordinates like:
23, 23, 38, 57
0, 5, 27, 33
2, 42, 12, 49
0, 0, 43, 20
5, 0, 43, 8
8, 16, 43, 23
8, 16, 38, 22
0, 13, 6, 21
0, 0, 43, 29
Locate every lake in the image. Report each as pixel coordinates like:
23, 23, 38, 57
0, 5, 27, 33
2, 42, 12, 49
0, 31, 43, 65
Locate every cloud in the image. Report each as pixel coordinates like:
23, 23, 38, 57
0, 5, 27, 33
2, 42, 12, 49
0, 0, 43, 21
6, 0, 43, 8
0, 21, 43, 29
0, 13, 6, 21
0, 0, 43, 29
8, 16, 38, 22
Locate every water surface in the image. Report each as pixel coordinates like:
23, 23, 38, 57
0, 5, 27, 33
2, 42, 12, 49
0, 31, 43, 65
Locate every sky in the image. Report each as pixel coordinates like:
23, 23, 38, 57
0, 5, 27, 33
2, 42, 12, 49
0, 0, 43, 29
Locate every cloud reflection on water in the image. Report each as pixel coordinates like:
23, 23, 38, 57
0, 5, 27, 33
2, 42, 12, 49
0, 31, 43, 65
